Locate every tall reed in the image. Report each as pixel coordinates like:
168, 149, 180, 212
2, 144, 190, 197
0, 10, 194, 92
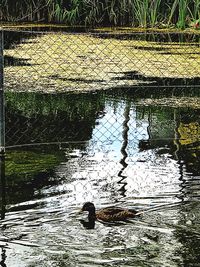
132, 0, 148, 27
188, 0, 200, 21
0, 0, 199, 29
177, 0, 188, 29
149, 0, 162, 27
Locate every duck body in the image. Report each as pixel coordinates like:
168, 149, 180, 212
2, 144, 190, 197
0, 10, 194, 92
81, 202, 138, 222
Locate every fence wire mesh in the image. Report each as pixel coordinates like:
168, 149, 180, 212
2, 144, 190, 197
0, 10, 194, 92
3, 29, 200, 147
1, 28, 200, 266
3, 28, 200, 202
4, 30, 200, 94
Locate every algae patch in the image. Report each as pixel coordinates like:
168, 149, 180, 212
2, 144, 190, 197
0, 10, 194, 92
6, 150, 61, 178
4, 32, 200, 93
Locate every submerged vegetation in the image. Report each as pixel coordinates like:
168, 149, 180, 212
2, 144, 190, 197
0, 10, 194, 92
5, 92, 105, 145
0, 0, 200, 29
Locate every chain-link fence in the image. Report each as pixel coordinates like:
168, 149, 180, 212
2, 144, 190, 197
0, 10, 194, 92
3, 29, 200, 147
4, 30, 200, 94
1, 28, 200, 266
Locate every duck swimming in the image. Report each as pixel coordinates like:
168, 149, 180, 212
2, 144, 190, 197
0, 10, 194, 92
81, 202, 139, 222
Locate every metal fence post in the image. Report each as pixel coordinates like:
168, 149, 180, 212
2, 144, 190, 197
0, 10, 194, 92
0, 155, 5, 219
0, 29, 5, 154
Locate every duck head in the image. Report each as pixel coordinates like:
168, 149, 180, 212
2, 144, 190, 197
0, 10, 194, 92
81, 202, 96, 218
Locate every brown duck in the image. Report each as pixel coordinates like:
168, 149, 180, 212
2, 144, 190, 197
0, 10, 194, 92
81, 202, 139, 222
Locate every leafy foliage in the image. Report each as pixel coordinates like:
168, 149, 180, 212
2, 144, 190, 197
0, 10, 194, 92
0, 0, 200, 28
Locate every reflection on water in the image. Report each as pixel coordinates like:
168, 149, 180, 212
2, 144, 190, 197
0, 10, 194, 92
1, 90, 200, 266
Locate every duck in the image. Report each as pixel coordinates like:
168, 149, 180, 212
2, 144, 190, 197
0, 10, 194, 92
80, 202, 140, 222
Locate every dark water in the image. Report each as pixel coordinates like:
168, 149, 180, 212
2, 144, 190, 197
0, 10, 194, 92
3, 25, 200, 43
0, 90, 200, 266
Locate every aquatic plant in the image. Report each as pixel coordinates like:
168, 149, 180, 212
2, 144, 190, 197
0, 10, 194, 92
0, 0, 200, 28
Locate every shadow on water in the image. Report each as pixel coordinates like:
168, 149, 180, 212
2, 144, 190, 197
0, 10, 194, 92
95, 31, 200, 43
5, 92, 105, 146
4, 55, 38, 67
4, 27, 200, 43
3, 30, 42, 68
113, 70, 200, 87
3, 31, 39, 50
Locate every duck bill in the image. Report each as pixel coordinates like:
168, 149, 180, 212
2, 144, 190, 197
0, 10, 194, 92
78, 208, 84, 214
77, 209, 83, 214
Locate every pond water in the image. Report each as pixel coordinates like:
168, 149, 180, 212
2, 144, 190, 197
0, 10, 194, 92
1, 89, 200, 266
